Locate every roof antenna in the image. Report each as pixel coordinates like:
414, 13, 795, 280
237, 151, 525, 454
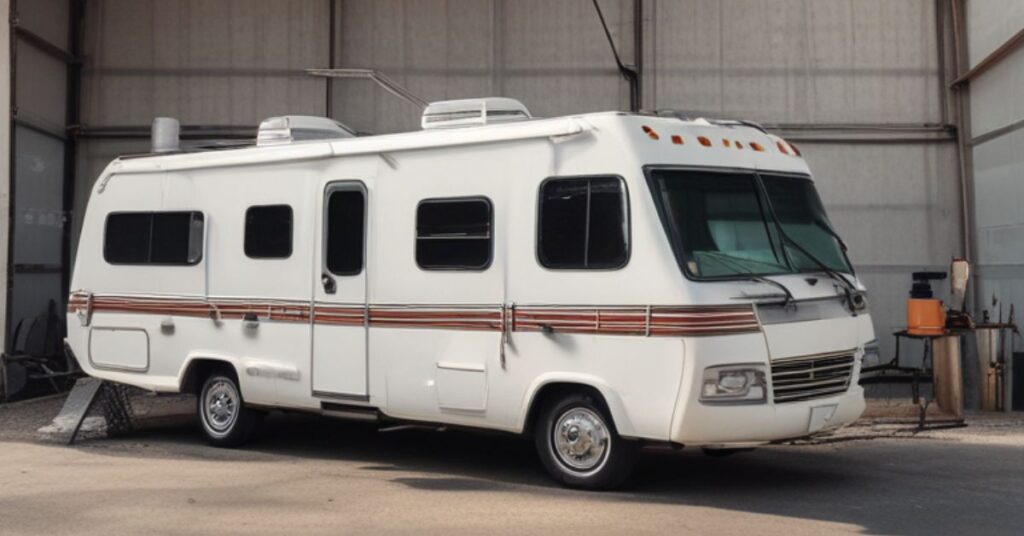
591, 0, 641, 112
307, 68, 428, 110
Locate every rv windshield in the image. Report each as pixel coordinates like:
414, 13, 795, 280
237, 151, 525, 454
647, 169, 851, 279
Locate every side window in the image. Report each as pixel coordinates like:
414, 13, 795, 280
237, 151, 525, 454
104, 211, 204, 265
416, 198, 492, 270
538, 176, 628, 269
325, 189, 365, 275
245, 205, 293, 259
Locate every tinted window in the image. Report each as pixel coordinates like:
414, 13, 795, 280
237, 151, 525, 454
647, 170, 785, 278
245, 205, 293, 259
104, 211, 204, 265
538, 177, 628, 269
760, 174, 850, 273
416, 198, 492, 270
326, 189, 365, 275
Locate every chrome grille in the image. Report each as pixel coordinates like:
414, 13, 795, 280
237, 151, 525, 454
771, 350, 855, 403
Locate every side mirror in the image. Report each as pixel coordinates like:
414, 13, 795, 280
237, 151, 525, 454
950, 258, 970, 312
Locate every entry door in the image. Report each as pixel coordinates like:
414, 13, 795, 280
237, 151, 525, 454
312, 182, 368, 399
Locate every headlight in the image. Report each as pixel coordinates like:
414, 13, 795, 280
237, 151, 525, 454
861, 339, 880, 367
700, 364, 767, 404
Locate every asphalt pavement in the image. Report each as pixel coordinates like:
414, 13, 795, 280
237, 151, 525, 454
1, 395, 1022, 535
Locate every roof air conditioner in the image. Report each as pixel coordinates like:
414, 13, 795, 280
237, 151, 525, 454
421, 98, 532, 130
257, 115, 357, 146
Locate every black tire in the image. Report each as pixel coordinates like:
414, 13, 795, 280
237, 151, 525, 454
534, 392, 637, 490
198, 371, 261, 447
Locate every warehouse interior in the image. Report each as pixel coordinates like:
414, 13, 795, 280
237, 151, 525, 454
1, 0, 1021, 406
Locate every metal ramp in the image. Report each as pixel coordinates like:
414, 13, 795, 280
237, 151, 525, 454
46, 377, 134, 444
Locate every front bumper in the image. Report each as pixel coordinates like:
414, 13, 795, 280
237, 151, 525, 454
670, 385, 865, 446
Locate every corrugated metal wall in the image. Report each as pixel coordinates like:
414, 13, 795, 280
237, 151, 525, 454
0, 0, 9, 348
966, 0, 1024, 331
7, 0, 74, 348
76, 0, 967, 372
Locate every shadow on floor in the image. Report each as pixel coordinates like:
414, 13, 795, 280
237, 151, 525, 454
8, 400, 1024, 535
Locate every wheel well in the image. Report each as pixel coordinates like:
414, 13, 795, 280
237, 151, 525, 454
180, 359, 238, 395
524, 382, 611, 437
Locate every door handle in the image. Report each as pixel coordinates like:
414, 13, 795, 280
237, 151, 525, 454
321, 273, 337, 294
242, 313, 259, 329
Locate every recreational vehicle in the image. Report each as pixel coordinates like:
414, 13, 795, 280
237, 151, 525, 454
67, 98, 873, 489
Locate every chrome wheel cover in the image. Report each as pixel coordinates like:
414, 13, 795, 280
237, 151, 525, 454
552, 407, 610, 473
203, 379, 239, 435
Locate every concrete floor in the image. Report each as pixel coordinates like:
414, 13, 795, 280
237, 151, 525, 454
1, 396, 1023, 535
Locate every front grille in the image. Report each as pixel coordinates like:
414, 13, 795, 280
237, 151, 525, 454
771, 350, 855, 403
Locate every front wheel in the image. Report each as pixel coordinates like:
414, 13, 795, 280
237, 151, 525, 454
198, 372, 261, 447
534, 392, 637, 489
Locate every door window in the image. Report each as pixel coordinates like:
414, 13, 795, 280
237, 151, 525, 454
325, 189, 366, 276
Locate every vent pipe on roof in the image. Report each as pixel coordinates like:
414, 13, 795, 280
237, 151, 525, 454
151, 117, 180, 153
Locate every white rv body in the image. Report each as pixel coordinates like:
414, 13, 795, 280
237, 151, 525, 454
67, 107, 871, 451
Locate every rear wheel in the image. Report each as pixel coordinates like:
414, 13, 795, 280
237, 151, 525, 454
198, 372, 261, 447
534, 392, 637, 490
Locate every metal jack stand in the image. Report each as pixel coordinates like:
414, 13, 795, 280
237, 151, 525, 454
860, 330, 967, 430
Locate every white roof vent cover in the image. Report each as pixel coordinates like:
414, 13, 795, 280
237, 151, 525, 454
421, 98, 531, 130
257, 115, 356, 146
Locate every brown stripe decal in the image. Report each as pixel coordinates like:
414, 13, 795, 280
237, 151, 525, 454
68, 292, 759, 337
513, 306, 758, 336
370, 307, 504, 331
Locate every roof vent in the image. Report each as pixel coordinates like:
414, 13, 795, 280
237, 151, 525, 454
257, 115, 357, 146
151, 117, 180, 153
421, 98, 531, 130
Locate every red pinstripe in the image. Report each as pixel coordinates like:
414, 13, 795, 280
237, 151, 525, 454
68, 292, 760, 337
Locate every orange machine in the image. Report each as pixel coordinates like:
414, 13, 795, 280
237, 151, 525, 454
907, 272, 947, 336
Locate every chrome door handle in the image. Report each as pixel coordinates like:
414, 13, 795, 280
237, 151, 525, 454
321, 273, 337, 294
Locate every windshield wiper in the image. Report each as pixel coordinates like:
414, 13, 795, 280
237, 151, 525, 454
817, 221, 849, 253
755, 182, 864, 315
763, 217, 863, 314
699, 251, 796, 307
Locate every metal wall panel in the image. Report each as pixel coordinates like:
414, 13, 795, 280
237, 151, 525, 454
967, 0, 1024, 362
0, 0, 10, 349
647, 0, 942, 124
331, 0, 632, 134
973, 128, 1024, 266
16, 0, 70, 51
966, 0, 1024, 67
13, 126, 64, 266
969, 45, 1024, 137
9, 125, 66, 342
14, 39, 67, 131
803, 143, 962, 266
81, 0, 329, 127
